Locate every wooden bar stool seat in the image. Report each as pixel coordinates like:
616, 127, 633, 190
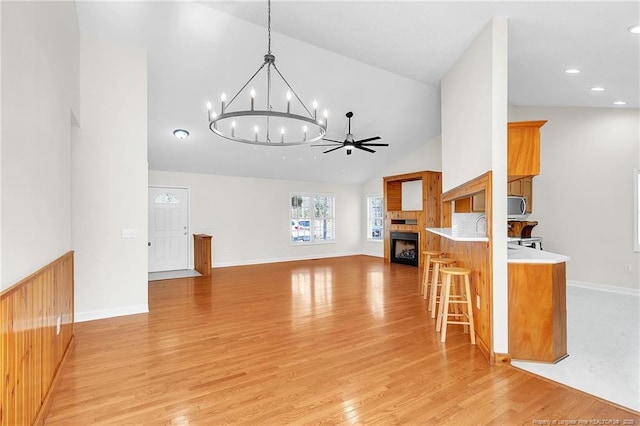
428, 257, 456, 317
436, 266, 476, 344
421, 250, 442, 299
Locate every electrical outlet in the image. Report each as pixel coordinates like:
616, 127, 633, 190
624, 264, 632, 272
56, 316, 61, 335
476, 295, 481, 310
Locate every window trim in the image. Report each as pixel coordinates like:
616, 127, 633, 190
366, 194, 384, 242
290, 192, 336, 245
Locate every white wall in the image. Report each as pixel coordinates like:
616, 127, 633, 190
510, 105, 640, 291
441, 25, 495, 193
1, 2, 4, 287
441, 18, 509, 354
72, 36, 148, 321
0, 2, 79, 290
361, 135, 442, 257
149, 170, 362, 268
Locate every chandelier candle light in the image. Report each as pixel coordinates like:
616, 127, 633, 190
207, 0, 328, 146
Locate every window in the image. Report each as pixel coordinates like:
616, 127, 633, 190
291, 193, 335, 243
154, 193, 180, 204
367, 195, 384, 241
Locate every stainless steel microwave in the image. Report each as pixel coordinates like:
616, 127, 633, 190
507, 196, 527, 220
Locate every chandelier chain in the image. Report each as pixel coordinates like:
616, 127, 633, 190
267, 0, 271, 54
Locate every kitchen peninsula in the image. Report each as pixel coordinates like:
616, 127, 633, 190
507, 243, 570, 363
427, 224, 571, 364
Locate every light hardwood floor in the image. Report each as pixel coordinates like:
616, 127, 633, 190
45, 256, 639, 424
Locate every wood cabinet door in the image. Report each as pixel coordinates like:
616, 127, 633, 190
471, 193, 485, 212
522, 177, 533, 213
507, 121, 545, 178
508, 179, 523, 196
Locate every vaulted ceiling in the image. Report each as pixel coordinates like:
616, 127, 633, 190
76, 1, 639, 184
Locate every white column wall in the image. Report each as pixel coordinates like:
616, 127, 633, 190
0, 2, 79, 290
149, 170, 362, 268
72, 36, 148, 321
441, 18, 509, 354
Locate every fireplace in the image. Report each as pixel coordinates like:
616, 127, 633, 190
390, 232, 419, 267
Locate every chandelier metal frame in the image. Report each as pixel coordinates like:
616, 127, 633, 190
207, 0, 327, 146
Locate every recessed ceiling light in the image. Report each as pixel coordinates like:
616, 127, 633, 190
613, 101, 627, 105
628, 25, 640, 34
590, 87, 605, 92
173, 129, 190, 140
565, 68, 580, 74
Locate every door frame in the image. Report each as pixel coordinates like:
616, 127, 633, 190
148, 185, 191, 272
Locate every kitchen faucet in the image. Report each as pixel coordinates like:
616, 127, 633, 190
475, 214, 486, 234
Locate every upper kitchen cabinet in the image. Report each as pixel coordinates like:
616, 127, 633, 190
508, 121, 547, 180
508, 177, 533, 214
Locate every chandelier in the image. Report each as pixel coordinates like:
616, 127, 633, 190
207, 0, 328, 146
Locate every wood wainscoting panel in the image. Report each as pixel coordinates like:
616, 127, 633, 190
0, 251, 74, 426
440, 171, 494, 362
440, 239, 492, 360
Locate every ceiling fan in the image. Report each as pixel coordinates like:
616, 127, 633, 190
312, 111, 388, 155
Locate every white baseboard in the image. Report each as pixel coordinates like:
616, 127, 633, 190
212, 251, 363, 268
75, 304, 149, 323
567, 280, 639, 297
361, 250, 384, 258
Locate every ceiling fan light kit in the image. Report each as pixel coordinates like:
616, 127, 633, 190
313, 111, 388, 155
206, 0, 327, 146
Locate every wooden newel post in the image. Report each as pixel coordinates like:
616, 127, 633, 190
193, 234, 212, 276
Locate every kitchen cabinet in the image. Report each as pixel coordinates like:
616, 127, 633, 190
508, 261, 567, 363
508, 120, 546, 179
508, 177, 533, 214
454, 192, 485, 213
507, 179, 522, 196
522, 178, 532, 213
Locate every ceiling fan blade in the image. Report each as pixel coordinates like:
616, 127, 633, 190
355, 145, 376, 153
311, 143, 342, 147
361, 143, 389, 147
356, 136, 381, 144
323, 145, 345, 154
322, 138, 345, 144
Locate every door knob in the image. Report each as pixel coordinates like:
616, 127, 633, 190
148, 242, 151, 247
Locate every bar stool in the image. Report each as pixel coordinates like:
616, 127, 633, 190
436, 266, 475, 344
421, 250, 442, 299
429, 257, 456, 317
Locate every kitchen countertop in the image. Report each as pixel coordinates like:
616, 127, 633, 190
426, 227, 489, 242
507, 243, 570, 264
427, 228, 569, 264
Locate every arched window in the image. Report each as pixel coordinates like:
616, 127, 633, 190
154, 193, 180, 204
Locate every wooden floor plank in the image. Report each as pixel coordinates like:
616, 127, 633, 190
45, 256, 639, 424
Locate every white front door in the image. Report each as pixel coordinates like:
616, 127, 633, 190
148, 187, 189, 272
